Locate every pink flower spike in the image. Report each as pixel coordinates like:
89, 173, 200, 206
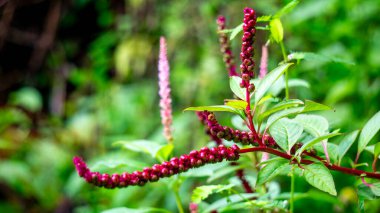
158, 37, 173, 143
259, 44, 268, 79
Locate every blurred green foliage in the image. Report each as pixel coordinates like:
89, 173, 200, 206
0, 0, 380, 212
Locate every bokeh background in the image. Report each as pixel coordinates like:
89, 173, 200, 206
0, 0, 379, 212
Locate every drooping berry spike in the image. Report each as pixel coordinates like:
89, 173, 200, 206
73, 145, 240, 188
240, 7, 257, 88
216, 16, 238, 77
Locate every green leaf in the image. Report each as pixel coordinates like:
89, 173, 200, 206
358, 183, 380, 200
374, 142, 380, 158
358, 111, 380, 154
266, 107, 303, 129
229, 23, 243, 40
274, 0, 300, 18
257, 15, 272, 22
256, 159, 291, 185
269, 18, 283, 43
184, 105, 241, 115
288, 52, 355, 65
269, 77, 310, 96
303, 100, 332, 112
155, 144, 174, 162
314, 143, 339, 163
207, 164, 246, 183
191, 184, 234, 204
225, 99, 247, 110
203, 193, 258, 213
230, 76, 246, 100
102, 207, 171, 213
269, 118, 303, 152
258, 99, 304, 123
9, 87, 42, 112
303, 163, 337, 196
113, 140, 164, 159
294, 114, 329, 137
255, 63, 293, 103
337, 130, 359, 164
295, 133, 341, 156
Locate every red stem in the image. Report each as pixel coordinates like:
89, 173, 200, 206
240, 147, 380, 179
245, 87, 262, 146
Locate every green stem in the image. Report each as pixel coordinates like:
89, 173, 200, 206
280, 41, 289, 99
174, 189, 185, 213
290, 168, 295, 213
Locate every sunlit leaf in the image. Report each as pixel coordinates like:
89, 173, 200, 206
256, 159, 291, 185
274, 0, 300, 18
258, 99, 304, 123
184, 105, 241, 115
255, 63, 293, 103
303, 163, 337, 196
191, 184, 234, 204
230, 76, 246, 100
303, 100, 332, 112
296, 133, 341, 156
358, 111, 380, 154
337, 130, 359, 164
269, 19, 283, 43
288, 52, 355, 65
269, 118, 303, 152
225, 99, 247, 110
229, 23, 243, 40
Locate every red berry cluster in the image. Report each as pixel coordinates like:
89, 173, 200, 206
216, 16, 238, 77
197, 111, 277, 147
240, 7, 257, 89
73, 145, 240, 188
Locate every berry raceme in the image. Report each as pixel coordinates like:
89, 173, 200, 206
240, 7, 257, 89
73, 145, 240, 188
216, 16, 238, 77
197, 111, 276, 147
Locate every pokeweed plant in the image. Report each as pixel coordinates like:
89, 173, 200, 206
73, 2, 380, 213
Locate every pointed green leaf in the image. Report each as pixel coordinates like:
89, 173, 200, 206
225, 99, 247, 110
374, 142, 380, 158
230, 76, 246, 100
337, 130, 359, 164
296, 133, 341, 156
269, 18, 283, 43
314, 143, 339, 163
229, 23, 243, 40
358, 111, 380, 154
303, 100, 332, 112
257, 15, 272, 22
303, 163, 337, 196
288, 52, 355, 65
191, 184, 235, 204
113, 140, 164, 159
255, 63, 293, 103
259, 99, 304, 123
266, 107, 303, 129
269, 118, 304, 152
256, 159, 291, 185
155, 143, 174, 162
274, 0, 300, 18
294, 114, 329, 137
184, 105, 241, 114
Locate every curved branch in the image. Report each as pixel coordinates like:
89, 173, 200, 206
240, 147, 380, 179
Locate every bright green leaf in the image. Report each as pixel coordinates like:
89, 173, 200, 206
266, 107, 303, 129
274, 0, 300, 18
255, 63, 293, 103
358, 111, 380, 154
256, 159, 291, 185
258, 99, 304, 123
184, 105, 241, 115
288, 52, 355, 65
191, 184, 234, 204
269, 118, 304, 152
374, 143, 380, 158
269, 18, 283, 43
257, 15, 272, 22
229, 23, 243, 40
314, 143, 339, 163
230, 76, 246, 100
294, 114, 329, 137
114, 140, 164, 159
296, 132, 341, 156
155, 144, 174, 162
303, 100, 332, 112
337, 130, 359, 164
225, 99, 247, 110
303, 163, 337, 196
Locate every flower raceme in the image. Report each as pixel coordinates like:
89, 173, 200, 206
73, 145, 240, 188
217, 16, 238, 77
